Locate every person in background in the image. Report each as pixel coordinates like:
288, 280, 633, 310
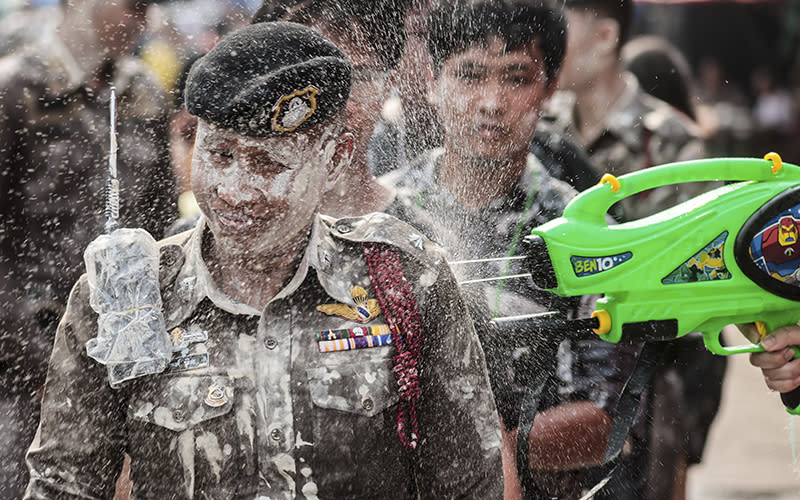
252, 0, 412, 217
163, 53, 206, 238
0, 1, 61, 57
622, 35, 698, 122
541, 2, 715, 499
541, 0, 707, 222
0, 0, 176, 497
695, 57, 753, 157
621, 34, 728, 500
750, 65, 796, 159
385, 0, 641, 497
368, 0, 443, 178
26, 22, 502, 499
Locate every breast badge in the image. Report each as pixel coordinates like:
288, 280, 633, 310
316, 286, 381, 323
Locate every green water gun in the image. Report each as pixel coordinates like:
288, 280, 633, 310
518, 153, 800, 413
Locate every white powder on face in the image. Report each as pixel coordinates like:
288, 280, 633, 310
266, 173, 291, 199
194, 119, 343, 256
195, 120, 338, 206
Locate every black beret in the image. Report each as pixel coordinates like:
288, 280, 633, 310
185, 22, 351, 137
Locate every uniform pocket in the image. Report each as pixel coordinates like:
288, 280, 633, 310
128, 374, 234, 432
306, 358, 399, 418
304, 358, 407, 498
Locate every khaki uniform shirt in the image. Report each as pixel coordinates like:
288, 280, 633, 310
541, 74, 709, 221
26, 213, 502, 500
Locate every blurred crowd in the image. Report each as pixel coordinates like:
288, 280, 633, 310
1, 0, 799, 499
3, 0, 799, 174
631, 1, 800, 161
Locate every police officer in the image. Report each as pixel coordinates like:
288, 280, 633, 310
25, 22, 502, 499
541, 0, 708, 222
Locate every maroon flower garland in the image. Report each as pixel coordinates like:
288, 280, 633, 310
362, 242, 424, 450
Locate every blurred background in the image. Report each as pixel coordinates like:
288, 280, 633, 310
3, 0, 800, 498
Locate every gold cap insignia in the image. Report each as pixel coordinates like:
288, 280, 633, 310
271, 85, 320, 132
316, 286, 381, 323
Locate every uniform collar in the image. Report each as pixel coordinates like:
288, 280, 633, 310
547, 73, 645, 153
165, 213, 440, 328
416, 148, 546, 212
169, 216, 263, 322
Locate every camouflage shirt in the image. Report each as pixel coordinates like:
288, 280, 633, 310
26, 213, 502, 500
540, 74, 709, 221
382, 149, 637, 428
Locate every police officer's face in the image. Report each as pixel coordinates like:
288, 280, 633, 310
429, 37, 552, 162
191, 120, 338, 254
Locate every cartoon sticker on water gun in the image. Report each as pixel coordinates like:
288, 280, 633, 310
662, 232, 731, 284
749, 207, 800, 285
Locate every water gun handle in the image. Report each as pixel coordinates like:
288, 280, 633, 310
781, 389, 800, 414
702, 320, 800, 414
563, 155, 796, 226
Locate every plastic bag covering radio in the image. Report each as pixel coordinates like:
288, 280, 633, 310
84, 228, 172, 388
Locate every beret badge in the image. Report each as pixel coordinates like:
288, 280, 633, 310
272, 85, 320, 132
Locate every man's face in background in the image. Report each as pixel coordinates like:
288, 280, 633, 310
558, 8, 613, 92
430, 37, 553, 162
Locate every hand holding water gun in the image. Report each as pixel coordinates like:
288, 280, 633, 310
745, 322, 800, 394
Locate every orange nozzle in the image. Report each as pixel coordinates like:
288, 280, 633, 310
764, 152, 783, 174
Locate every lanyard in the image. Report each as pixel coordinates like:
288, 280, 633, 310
492, 170, 539, 316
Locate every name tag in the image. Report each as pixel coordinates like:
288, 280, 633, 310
167, 353, 210, 372
170, 327, 209, 352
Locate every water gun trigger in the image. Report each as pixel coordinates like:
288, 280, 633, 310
755, 321, 769, 340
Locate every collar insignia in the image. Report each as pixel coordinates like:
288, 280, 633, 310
271, 85, 320, 132
316, 286, 381, 323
